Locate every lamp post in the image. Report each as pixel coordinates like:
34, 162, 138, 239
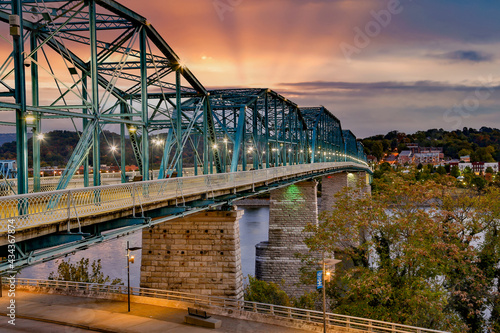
321, 255, 341, 333
126, 241, 142, 312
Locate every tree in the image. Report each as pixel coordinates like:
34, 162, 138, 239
304, 174, 500, 332
48, 258, 122, 285
450, 165, 460, 178
486, 166, 494, 174
472, 146, 495, 163
436, 165, 446, 175
458, 149, 471, 158
244, 275, 291, 306
371, 141, 384, 161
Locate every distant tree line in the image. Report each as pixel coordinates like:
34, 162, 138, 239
0, 130, 198, 168
362, 127, 500, 162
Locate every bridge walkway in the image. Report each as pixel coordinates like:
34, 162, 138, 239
0, 162, 370, 242
0, 290, 311, 333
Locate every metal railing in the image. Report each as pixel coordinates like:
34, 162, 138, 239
0, 165, 259, 196
0, 162, 370, 233
6, 277, 447, 333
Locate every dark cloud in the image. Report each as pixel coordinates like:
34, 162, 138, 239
278, 80, 500, 95
431, 50, 494, 63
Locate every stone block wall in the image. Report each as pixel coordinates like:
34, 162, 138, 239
255, 181, 318, 298
321, 171, 371, 213
140, 209, 244, 300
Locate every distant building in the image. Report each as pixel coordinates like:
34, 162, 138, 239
367, 155, 378, 163
413, 152, 443, 165
398, 150, 413, 164
407, 143, 419, 154
451, 162, 500, 175
484, 162, 499, 173
472, 162, 484, 174
460, 155, 471, 163
384, 153, 398, 165
0, 160, 16, 179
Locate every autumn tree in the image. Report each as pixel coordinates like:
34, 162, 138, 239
303, 173, 500, 332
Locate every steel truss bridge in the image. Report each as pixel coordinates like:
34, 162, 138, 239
0, 0, 370, 272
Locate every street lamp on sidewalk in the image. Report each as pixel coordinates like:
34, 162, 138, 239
320, 255, 341, 333
126, 241, 142, 312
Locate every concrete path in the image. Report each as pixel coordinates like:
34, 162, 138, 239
0, 291, 313, 332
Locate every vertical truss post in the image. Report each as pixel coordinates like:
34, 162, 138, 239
31, 31, 40, 192
231, 106, 246, 173
281, 101, 286, 166
274, 99, 278, 166
175, 70, 182, 176
194, 134, 198, 176
120, 103, 126, 183
89, 0, 100, 187
82, 73, 89, 187
241, 108, 246, 172
210, 146, 213, 174
12, 0, 28, 195
253, 102, 258, 170
203, 98, 208, 175
140, 28, 149, 181
265, 94, 269, 169
222, 109, 227, 173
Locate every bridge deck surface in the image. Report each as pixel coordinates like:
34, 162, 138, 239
0, 290, 313, 333
0, 162, 370, 239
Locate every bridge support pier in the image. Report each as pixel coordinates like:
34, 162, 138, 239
255, 180, 318, 298
320, 171, 371, 270
140, 209, 244, 300
320, 171, 370, 212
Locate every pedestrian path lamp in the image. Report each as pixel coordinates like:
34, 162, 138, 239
126, 241, 142, 312
320, 255, 342, 333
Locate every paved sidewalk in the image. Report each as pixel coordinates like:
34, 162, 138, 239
0, 291, 313, 332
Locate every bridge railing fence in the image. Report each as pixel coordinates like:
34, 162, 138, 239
0, 162, 369, 233
6, 277, 446, 333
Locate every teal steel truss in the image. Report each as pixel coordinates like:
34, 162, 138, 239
0, 0, 368, 195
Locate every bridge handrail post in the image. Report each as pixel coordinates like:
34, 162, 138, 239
132, 183, 136, 217
67, 190, 71, 220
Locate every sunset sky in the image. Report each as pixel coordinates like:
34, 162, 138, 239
1, 0, 499, 138
118, 0, 500, 137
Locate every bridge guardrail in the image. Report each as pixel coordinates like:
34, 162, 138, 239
5, 277, 447, 333
0, 162, 370, 233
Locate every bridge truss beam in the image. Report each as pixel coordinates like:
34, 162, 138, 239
0, 0, 367, 198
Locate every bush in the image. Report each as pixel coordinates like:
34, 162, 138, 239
244, 275, 290, 306
48, 258, 122, 285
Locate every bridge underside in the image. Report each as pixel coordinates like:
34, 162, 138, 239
0, 163, 370, 272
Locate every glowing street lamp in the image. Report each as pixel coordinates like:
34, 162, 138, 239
320, 257, 342, 333
126, 241, 142, 312
37, 133, 45, 141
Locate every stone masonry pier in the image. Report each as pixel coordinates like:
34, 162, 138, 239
140, 209, 244, 300
255, 180, 318, 298
256, 172, 371, 298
